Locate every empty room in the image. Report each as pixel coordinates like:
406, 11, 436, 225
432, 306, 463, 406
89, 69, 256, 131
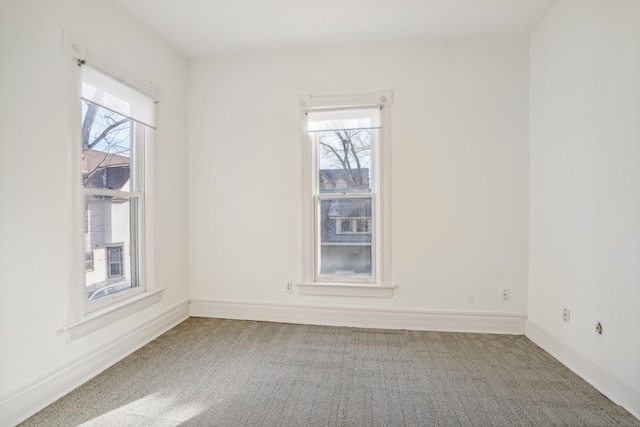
1, 0, 639, 425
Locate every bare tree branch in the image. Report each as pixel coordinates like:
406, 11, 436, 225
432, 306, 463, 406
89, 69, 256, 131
319, 140, 348, 170
86, 118, 130, 150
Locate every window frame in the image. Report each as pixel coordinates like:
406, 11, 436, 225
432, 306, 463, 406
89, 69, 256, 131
297, 92, 394, 297
62, 42, 161, 340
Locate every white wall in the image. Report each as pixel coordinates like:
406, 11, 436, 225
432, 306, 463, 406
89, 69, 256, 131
528, 0, 640, 416
188, 39, 530, 316
0, 0, 190, 419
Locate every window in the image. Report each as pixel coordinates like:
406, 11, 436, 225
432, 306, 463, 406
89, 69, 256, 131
62, 35, 163, 340
298, 93, 394, 297
78, 65, 155, 313
107, 246, 123, 277
336, 218, 372, 235
312, 107, 378, 281
85, 251, 94, 271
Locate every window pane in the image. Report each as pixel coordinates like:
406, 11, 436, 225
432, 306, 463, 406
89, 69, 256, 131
85, 197, 138, 301
81, 100, 131, 190
356, 218, 370, 233
318, 129, 371, 194
319, 198, 372, 276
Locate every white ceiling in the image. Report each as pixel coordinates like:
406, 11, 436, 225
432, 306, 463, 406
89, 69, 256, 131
114, 0, 560, 59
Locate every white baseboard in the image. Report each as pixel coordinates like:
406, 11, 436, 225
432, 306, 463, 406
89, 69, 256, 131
0, 300, 189, 427
525, 320, 640, 420
190, 298, 526, 334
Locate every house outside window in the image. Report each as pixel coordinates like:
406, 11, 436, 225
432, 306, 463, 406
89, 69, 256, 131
298, 92, 394, 297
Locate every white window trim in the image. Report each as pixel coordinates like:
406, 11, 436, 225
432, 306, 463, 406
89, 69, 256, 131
297, 92, 395, 297
63, 37, 160, 338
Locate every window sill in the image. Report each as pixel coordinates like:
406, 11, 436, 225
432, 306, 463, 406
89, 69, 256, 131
295, 282, 395, 297
62, 289, 165, 341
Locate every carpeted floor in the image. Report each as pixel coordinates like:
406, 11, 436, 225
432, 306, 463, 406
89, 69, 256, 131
19, 318, 640, 426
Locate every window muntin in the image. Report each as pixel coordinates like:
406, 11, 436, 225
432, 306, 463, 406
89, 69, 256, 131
81, 67, 150, 311
309, 107, 380, 283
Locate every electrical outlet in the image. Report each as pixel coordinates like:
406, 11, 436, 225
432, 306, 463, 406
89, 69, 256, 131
562, 307, 570, 322
500, 288, 510, 301
285, 282, 292, 292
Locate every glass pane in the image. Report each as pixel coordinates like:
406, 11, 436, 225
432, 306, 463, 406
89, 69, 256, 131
318, 128, 371, 194
85, 196, 137, 301
81, 100, 132, 190
319, 198, 372, 276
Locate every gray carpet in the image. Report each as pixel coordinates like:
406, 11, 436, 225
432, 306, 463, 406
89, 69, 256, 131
19, 318, 640, 426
